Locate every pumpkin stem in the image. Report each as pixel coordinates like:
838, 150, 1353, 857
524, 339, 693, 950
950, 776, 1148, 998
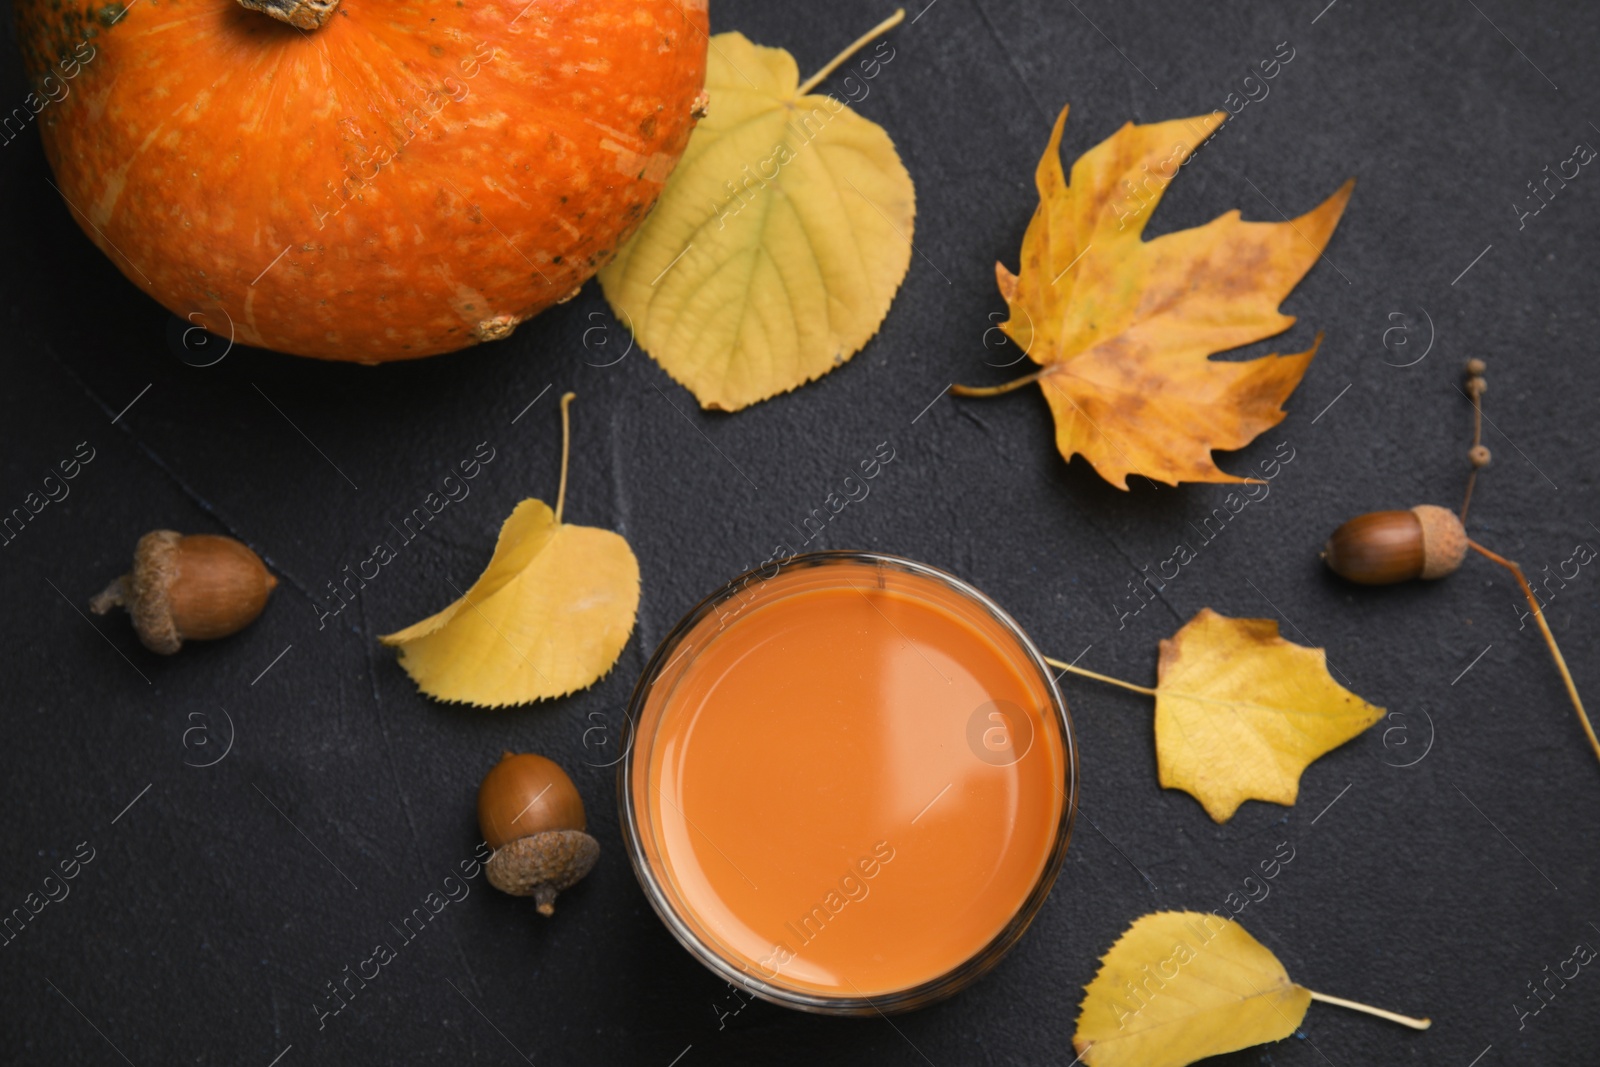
237, 0, 341, 30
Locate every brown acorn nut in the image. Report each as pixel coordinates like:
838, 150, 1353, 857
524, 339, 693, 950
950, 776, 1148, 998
477, 752, 598, 917
1323, 505, 1468, 585
89, 531, 277, 654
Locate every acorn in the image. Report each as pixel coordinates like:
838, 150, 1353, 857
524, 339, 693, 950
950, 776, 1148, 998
89, 531, 277, 654
478, 752, 598, 917
1323, 504, 1468, 585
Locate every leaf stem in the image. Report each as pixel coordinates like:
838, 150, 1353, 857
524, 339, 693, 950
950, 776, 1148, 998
950, 371, 1045, 398
1461, 372, 1485, 522
1044, 657, 1158, 697
1307, 990, 1431, 1030
1466, 538, 1600, 767
796, 8, 906, 97
555, 391, 576, 525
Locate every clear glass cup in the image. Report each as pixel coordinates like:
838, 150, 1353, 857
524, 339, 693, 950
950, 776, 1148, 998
618, 551, 1079, 1015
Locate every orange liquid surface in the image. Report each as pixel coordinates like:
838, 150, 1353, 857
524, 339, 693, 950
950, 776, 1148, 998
640, 562, 1067, 996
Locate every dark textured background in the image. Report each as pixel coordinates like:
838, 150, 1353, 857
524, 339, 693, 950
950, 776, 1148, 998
2, 0, 1597, 1064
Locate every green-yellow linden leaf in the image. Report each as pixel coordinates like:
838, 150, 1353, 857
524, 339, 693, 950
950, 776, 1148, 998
1075, 912, 1311, 1067
600, 31, 915, 411
1155, 608, 1384, 821
380, 499, 640, 707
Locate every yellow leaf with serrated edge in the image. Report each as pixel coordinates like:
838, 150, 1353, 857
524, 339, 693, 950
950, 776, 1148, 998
380, 396, 639, 707
1075, 912, 1310, 1067
1156, 608, 1383, 821
599, 28, 914, 411
965, 106, 1352, 488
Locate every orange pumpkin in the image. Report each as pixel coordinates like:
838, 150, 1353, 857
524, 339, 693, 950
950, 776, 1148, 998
15, 0, 708, 361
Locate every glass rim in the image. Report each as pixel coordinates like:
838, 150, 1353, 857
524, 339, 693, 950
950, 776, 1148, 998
617, 550, 1080, 1016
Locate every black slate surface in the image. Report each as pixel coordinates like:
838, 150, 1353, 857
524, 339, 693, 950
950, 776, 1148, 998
2, 1, 1598, 1064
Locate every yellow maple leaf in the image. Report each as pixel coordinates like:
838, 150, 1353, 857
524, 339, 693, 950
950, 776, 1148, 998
380, 395, 640, 707
957, 106, 1353, 488
599, 15, 915, 411
1155, 608, 1383, 821
1075, 912, 1311, 1067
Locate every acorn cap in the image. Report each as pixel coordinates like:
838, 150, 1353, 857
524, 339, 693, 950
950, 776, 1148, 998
125, 530, 185, 654
485, 830, 600, 916
1411, 504, 1467, 579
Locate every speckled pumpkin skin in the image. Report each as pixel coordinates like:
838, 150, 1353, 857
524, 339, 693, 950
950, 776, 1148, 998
15, 0, 708, 360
